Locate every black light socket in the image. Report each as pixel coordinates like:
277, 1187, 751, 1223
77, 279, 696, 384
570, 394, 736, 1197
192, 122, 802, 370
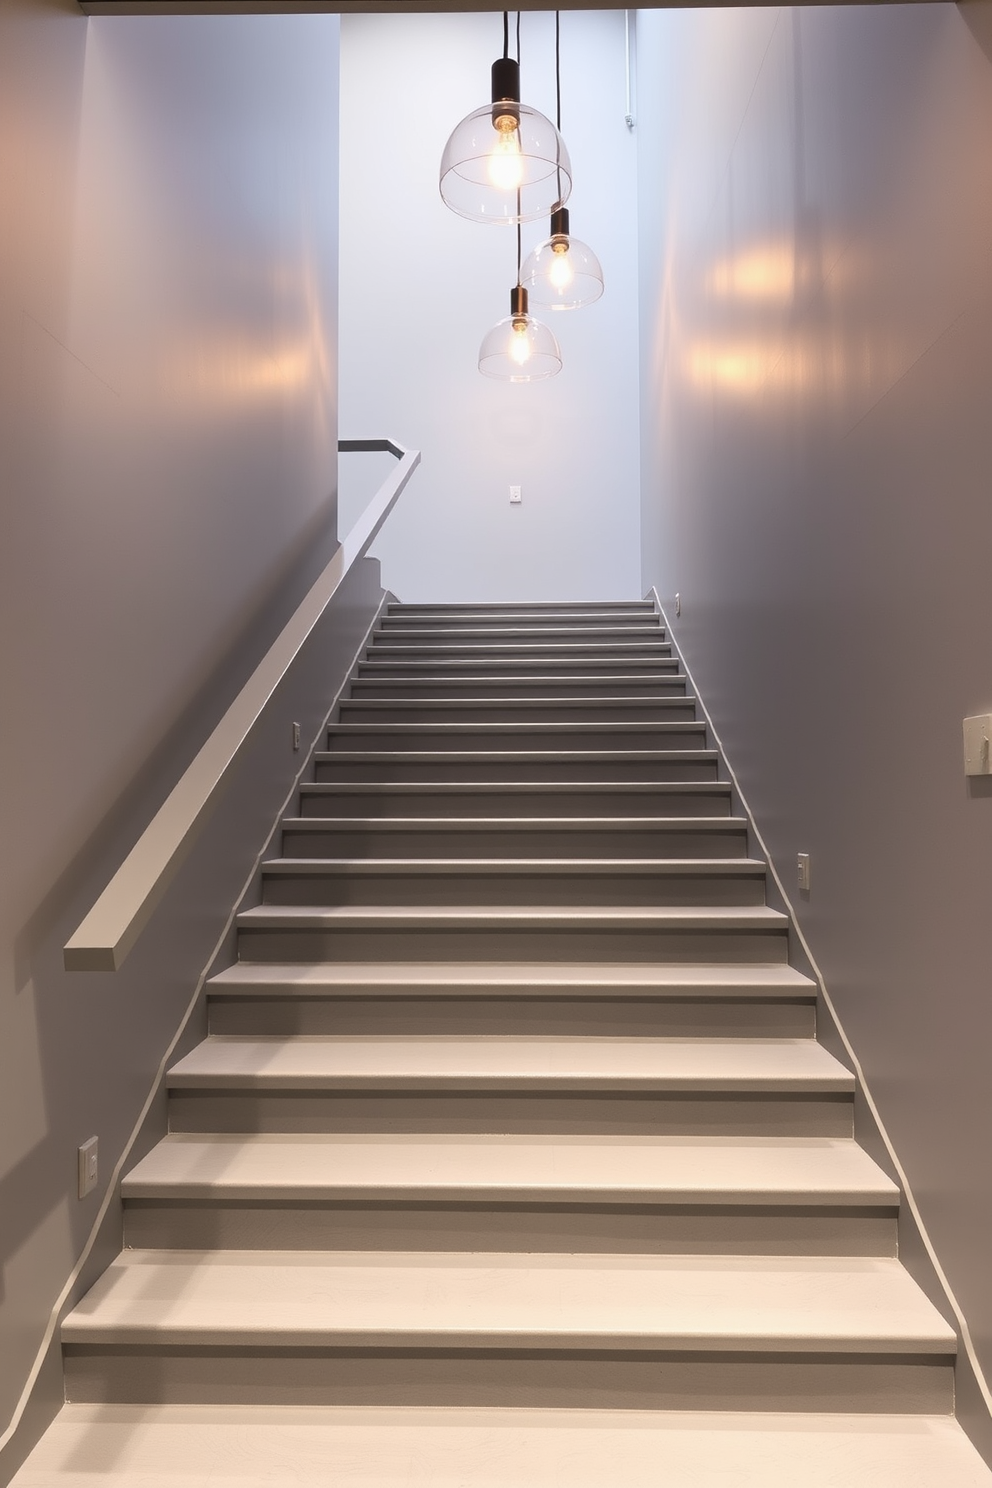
491, 56, 521, 128
550, 205, 570, 240
510, 284, 529, 321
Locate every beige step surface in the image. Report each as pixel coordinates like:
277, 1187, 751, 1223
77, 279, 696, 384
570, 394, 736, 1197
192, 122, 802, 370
14, 1406, 992, 1488
123, 1132, 896, 1206
62, 1250, 954, 1353
166, 1035, 851, 1092
235, 904, 789, 932
206, 961, 816, 997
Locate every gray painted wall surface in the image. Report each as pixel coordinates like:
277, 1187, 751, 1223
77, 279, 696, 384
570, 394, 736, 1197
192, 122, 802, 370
0, 4, 344, 1470
637, 0, 992, 1444
339, 11, 641, 602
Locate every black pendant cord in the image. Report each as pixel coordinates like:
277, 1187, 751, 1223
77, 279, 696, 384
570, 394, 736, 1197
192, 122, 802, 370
516, 11, 521, 63
517, 217, 522, 286
555, 10, 563, 208
502, 10, 509, 60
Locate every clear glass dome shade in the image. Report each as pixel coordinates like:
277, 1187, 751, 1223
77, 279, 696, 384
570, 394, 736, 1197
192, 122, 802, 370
478, 300, 562, 382
522, 229, 604, 311
440, 103, 572, 225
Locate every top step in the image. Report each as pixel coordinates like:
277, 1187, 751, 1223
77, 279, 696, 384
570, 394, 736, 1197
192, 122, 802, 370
388, 602, 657, 615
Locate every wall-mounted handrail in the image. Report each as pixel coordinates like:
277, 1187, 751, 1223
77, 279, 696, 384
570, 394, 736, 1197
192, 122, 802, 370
64, 439, 420, 972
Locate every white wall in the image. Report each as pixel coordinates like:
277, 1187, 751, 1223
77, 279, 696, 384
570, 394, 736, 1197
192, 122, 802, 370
636, 1, 992, 1454
0, 4, 340, 1466
339, 10, 640, 602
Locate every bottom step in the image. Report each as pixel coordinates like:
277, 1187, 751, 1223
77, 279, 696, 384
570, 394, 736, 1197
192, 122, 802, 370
13, 1406, 992, 1487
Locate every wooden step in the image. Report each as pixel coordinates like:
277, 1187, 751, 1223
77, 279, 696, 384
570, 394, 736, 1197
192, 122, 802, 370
234, 902, 791, 965
349, 672, 688, 697
121, 1132, 897, 1255
16, 1407, 992, 1488
164, 1033, 851, 1138
205, 960, 818, 1039
372, 625, 667, 643
300, 780, 731, 815
380, 609, 662, 627
358, 655, 682, 676
61, 1251, 955, 1411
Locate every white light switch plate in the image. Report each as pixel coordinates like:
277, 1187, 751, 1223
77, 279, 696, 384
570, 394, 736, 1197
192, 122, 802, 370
509, 485, 521, 504
964, 714, 992, 775
78, 1136, 98, 1198
797, 853, 811, 892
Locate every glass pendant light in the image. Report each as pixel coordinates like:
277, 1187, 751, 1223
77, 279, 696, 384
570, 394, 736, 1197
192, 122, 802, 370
522, 13, 604, 311
479, 283, 562, 381
439, 12, 572, 226
522, 204, 604, 310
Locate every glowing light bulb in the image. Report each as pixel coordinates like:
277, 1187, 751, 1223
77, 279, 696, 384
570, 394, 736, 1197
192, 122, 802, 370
549, 244, 574, 290
488, 118, 524, 192
509, 320, 532, 366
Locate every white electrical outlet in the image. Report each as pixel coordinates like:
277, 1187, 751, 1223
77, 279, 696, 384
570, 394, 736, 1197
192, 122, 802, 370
963, 714, 992, 775
674, 593, 681, 618
797, 853, 811, 893
78, 1137, 98, 1199
292, 721, 301, 752
509, 485, 522, 504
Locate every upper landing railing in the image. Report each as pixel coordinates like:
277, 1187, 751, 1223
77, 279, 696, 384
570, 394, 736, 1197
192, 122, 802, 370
64, 438, 420, 972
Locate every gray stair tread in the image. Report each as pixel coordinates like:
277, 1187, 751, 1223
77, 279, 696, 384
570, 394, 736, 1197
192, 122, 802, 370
123, 1133, 897, 1205
62, 1251, 954, 1352
374, 627, 664, 639
207, 961, 817, 996
353, 673, 684, 685
15, 1407, 992, 1488
370, 641, 672, 651
166, 1035, 851, 1091
306, 755, 716, 767
327, 722, 702, 736
260, 857, 766, 878
283, 815, 747, 832
236, 904, 788, 930
303, 773, 726, 789
385, 610, 660, 622
340, 696, 692, 710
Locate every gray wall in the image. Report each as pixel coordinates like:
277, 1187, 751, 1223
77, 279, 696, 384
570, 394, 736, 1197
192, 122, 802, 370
0, 4, 344, 1471
637, 0, 992, 1443
339, 10, 641, 603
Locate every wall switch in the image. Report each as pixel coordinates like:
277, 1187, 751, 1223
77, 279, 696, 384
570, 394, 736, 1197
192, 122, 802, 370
78, 1137, 98, 1199
963, 714, 992, 775
797, 853, 811, 893
292, 722, 301, 752
509, 485, 522, 504
674, 593, 681, 617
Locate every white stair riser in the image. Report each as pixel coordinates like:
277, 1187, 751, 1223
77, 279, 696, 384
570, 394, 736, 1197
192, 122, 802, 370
299, 787, 731, 817
338, 700, 698, 724
310, 759, 722, 787
207, 993, 815, 1038
235, 923, 790, 965
349, 677, 688, 698
324, 726, 707, 753
258, 869, 767, 910
123, 1201, 896, 1257
166, 1090, 852, 1138
62, 1349, 952, 1414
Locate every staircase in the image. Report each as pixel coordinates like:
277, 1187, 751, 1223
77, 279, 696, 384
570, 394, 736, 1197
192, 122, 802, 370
15, 599, 992, 1486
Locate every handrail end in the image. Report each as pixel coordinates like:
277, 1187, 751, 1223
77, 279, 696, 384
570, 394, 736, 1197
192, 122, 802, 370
64, 940, 124, 973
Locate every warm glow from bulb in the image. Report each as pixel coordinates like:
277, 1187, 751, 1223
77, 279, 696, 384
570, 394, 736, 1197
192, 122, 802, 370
509, 321, 532, 366
548, 245, 574, 290
489, 122, 524, 192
